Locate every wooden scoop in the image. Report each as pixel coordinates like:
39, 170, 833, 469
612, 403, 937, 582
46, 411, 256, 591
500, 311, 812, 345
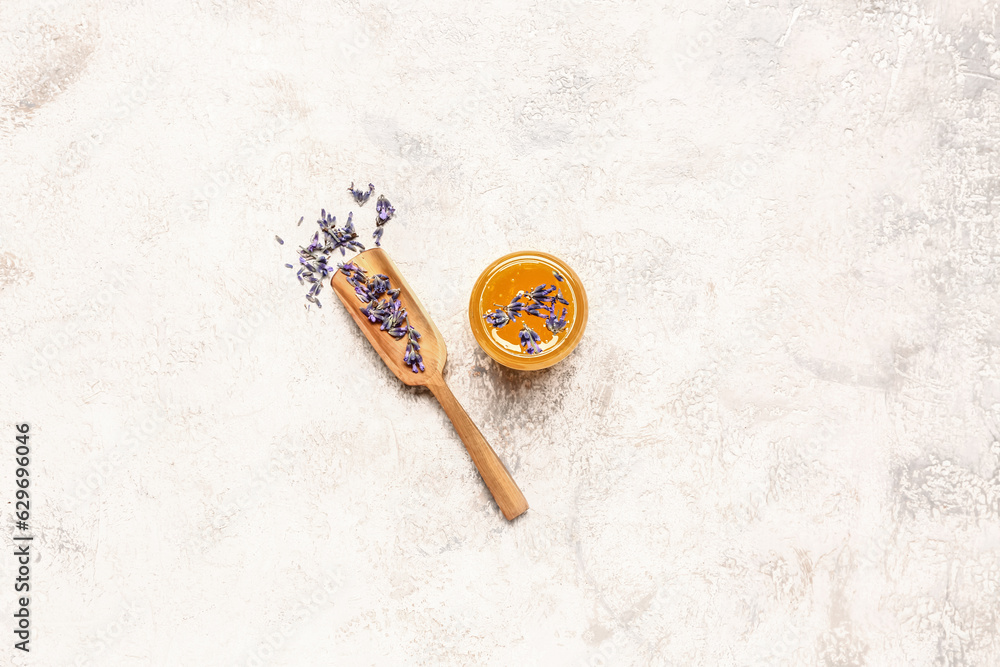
330, 248, 528, 521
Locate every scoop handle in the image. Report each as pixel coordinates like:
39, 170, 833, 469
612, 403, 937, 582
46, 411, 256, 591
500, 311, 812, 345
427, 377, 528, 520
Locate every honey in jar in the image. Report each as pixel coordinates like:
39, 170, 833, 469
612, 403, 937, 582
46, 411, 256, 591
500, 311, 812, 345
468, 251, 588, 370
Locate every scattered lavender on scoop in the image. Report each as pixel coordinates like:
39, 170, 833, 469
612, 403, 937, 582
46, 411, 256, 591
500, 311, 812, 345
403, 326, 424, 373
291, 209, 367, 308
348, 182, 374, 205
348, 268, 425, 372
280, 186, 420, 370
282, 184, 400, 309
518, 324, 542, 354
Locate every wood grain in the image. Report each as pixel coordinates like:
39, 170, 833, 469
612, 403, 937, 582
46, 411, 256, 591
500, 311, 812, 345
331, 248, 528, 520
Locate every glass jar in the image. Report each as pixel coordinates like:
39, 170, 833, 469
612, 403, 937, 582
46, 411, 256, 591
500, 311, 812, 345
468, 250, 588, 370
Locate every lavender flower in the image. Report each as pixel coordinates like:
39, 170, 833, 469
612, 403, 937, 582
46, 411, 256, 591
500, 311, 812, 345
348, 182, 375, 205
361, 297, 390, 323
525, 301, 550, 317
483, 307, 510, 328
282, 195, 416, 353
555, 289, 569, 306
553, 271, 564, 282
519, 323, 542, 354
507, 299, 525, 319
338, 261, 368, 284
373, 227, 384, 246
404, 326, 424, 373
368, 274, 390, 297
527, 283, 557, 305
275, 235, 284, 245
354, 281, 372, 303
380, 299, 407, 334
545, 307, 568, 334
288, 209, 369, 307
375, 195, 395, 225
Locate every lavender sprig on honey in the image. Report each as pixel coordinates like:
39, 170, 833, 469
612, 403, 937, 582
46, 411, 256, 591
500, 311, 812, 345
482, 278, 573, 352
545, 307, 568, 334
483, 307, 511, 328
519, 323, 542, 354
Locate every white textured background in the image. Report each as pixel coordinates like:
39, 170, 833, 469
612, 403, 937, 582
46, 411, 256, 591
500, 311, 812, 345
2, 0, 1000, 665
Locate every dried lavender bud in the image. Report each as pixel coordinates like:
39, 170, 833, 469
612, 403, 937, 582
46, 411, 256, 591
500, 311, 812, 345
375, 195, 395, 225
404, 326, 424, 372
553, 271, 564, 282
368, 274, 390, 297
525, 302, 550, 317
372, 227, 384, 246
545, 307, 568, 334
555, 289, 569, 306
519, 323, 542, 354
380, 299, 407, 332
527, 283, 557, 305
354, 282, 372, 303
275, 235, 284, 245
284, 195, 405, 316
507, 299, 525, 319
387, 325, 409, 339
348, 182, 375, 205
360, 297, 388, 323
483, 307, 510, 328
337, 261, 364, 277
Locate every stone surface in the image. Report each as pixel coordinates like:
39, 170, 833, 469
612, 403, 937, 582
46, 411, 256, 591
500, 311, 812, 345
2, 1, 1000, 665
